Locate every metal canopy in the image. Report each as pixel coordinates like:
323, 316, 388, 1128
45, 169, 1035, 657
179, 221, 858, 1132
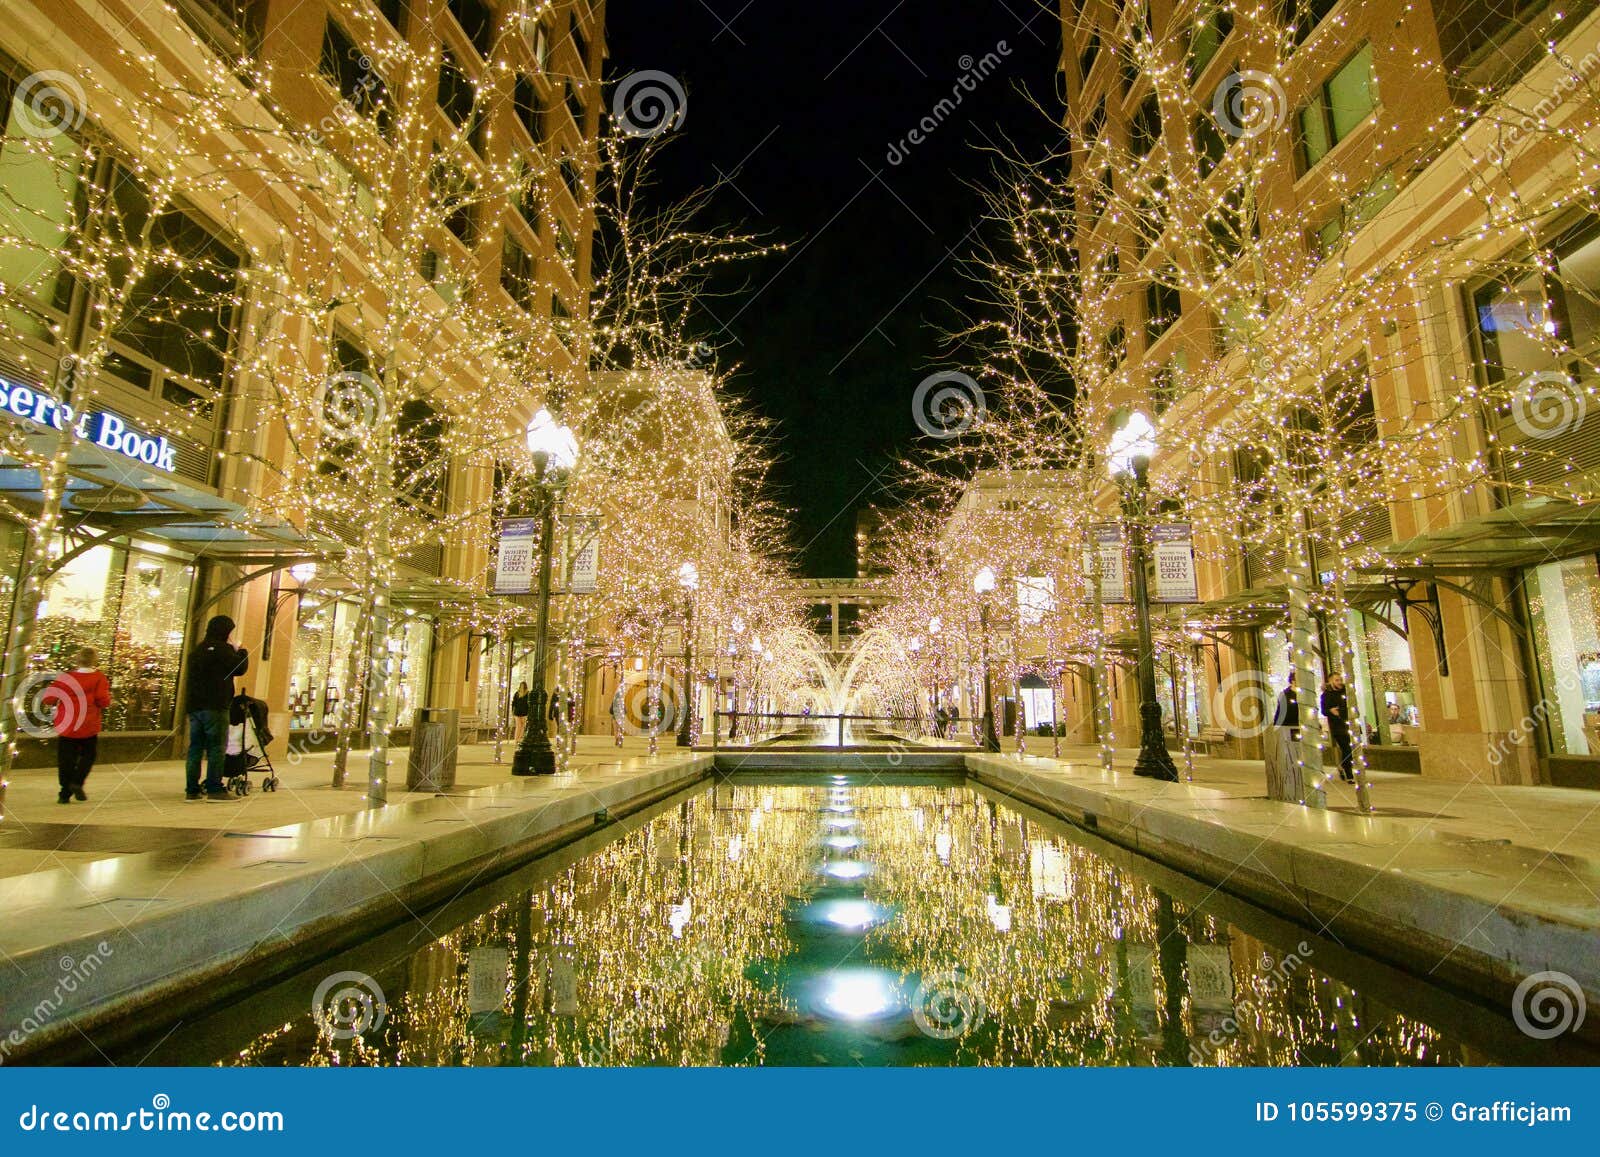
1363, 495, 1600, 575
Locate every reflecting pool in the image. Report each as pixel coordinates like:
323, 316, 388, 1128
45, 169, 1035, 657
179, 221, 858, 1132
137, 776, 1578, 1067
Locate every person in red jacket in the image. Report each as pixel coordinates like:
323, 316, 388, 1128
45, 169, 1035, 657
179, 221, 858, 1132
48, 647, 113, 804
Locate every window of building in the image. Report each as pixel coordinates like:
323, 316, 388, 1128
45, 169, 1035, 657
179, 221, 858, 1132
376, 0, 407, 36
318, 18, 390, 131
1079, 29, 1100, 81
1282, 0, 1340, 47
1146, 277, 1180, 343
1193, 108, 1227, 177
1298, 44, 1376, 171
1188, 6, 1235, 80
447, 0, 495, 59
501, 233, 536, 312
565, 77, 587, 130
1527, 554, 1600, 758
437, 46, 482, 151
102, 165, 242, 417
1151, 349, 1189, 415
287, 597, 361, 734
1104, 321, 1127, 370
432, 149, 478, 246
560, 155, 584, 202
396, 399, 448, 513
0, 69, 85, 345
1346, 609, 1421, 747
1131, 92, 1161, 158
529, 18, 550, 71
555, 217, 577, 270
1313, 167, 1396, 256
514, 73, 544, 142
1083, 95, 1106, 145
1473, 219, 1600, 386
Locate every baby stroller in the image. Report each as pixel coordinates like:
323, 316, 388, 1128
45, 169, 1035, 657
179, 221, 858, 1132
225, 691, 279, 796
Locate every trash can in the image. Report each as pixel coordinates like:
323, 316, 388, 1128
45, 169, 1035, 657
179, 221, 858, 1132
406, 707, 460, 791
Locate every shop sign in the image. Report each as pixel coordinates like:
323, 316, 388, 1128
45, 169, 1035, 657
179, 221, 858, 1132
494, 517, 537, 594
566, 516, 600, 594
1084, 523, 1128, 604
67, 485, 145, 512
1152, 522, 1200, 604
1, 375, 178, 472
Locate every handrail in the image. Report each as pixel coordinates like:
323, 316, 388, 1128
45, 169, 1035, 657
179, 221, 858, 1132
709, 710, 950, 750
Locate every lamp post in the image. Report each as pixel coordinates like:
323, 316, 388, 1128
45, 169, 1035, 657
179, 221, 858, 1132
1107, 411, 1180, 782
676, 562, 699, 746
973, 566, 1001, 753
513, 409, 579, 777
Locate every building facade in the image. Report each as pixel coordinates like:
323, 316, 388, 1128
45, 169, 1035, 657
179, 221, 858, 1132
0, 0, 608, 768
1050, 0, 1600, 786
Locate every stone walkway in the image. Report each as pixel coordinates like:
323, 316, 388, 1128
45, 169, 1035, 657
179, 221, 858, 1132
0, 735, 676, 881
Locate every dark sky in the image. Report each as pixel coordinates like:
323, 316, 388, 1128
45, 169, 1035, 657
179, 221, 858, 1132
603, 1, 1064, 576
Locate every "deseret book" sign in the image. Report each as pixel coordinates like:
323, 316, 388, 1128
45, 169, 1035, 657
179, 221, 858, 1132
1, 375, 179, 473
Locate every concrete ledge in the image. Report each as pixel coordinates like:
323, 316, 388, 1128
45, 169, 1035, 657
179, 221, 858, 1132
965, 753, 1600, 1047
0, 752, 711, 1062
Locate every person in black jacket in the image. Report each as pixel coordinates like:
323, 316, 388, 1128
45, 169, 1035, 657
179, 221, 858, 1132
1321, 673, 1355, 783
1271, 671, 1299, 734
185, 615, 249, 799
511, 681, 530, 740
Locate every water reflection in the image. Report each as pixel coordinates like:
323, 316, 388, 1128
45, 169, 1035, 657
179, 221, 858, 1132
227, 779, 1481, 1068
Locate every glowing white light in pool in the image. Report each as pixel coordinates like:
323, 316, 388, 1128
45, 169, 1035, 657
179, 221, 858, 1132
827, 805, 853, 815
822, 860, 870, 881
825, 816, 856, 830
727, 834, 743, 862
935, 831, 952, 863
668, 900, 691, 938
820, 899, 883, 931
818, 970, 900, 1021
986, 894, 1012, 933
825, 836, 860, 851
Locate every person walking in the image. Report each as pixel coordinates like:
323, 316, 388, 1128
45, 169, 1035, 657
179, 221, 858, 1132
511, 681, 530, 740
934, 704, 949, 741
1321, 673, 1356, 783
948, 702, 960, 741
47, 647, 112, 804
185, 615, 249, 800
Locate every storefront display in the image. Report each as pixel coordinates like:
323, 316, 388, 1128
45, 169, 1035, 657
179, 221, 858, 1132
1527, 555, 1600, 758
385, 614, 433, 730
288, 599, 361, 734
28, 534, 193, 732
1347, 610, 1421, 747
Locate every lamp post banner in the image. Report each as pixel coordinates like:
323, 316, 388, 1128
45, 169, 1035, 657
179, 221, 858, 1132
494, 518, 538, 594
567, 516, 601, 594
1152, 522, 1199, 604
1086, 523, 1128, 603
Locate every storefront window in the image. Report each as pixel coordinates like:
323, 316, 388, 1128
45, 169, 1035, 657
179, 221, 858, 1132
385, 615, 432, 729
1528, 556, 1600, 758
1348, 610, 1420, 746
31, 538, 192, 731
288, 599, 360, 733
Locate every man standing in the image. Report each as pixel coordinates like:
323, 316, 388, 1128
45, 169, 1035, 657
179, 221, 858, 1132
1321, 673, 1356, 784
185, 615, 249, 800
48, 647, 112, 804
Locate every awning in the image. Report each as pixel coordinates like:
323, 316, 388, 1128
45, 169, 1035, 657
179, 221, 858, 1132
0, 441, 339, 566
1360, 495, 1600, 575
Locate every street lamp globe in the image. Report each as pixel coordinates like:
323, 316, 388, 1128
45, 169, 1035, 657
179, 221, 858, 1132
928, 615, 942, 636
973, 565, 997, 595
678, 561, 700, 591
526, 408, 579, 475
1107, 410, 1158, 478
908, 636, 922, 654
289, 562, 318, 585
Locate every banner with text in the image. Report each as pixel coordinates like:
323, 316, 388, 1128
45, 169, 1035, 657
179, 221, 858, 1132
494, 518, 537, 594
1085, 524, 1128, 604
566, 516, 601, 594
1152, 522, 1199, 604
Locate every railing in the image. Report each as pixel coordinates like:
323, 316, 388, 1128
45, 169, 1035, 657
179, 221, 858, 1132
709, 712, 964, 750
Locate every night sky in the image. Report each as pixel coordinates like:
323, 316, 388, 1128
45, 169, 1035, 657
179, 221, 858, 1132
603, 1, 1064, 575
